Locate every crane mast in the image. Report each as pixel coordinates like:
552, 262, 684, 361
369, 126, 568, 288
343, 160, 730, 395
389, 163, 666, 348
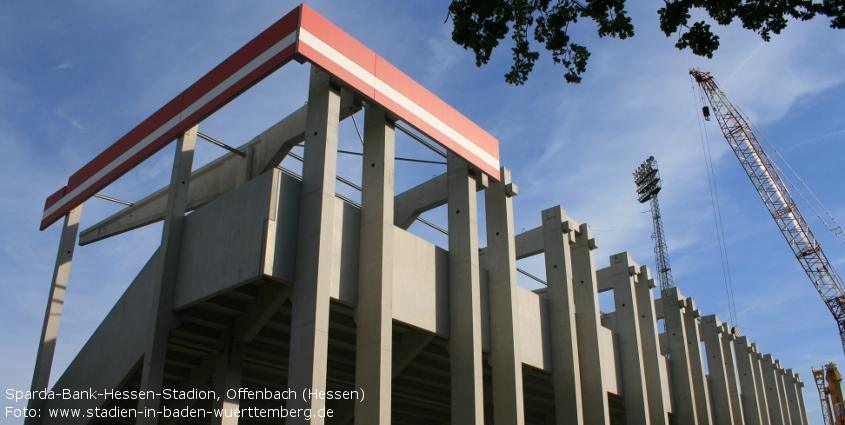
690, 68, 845, 354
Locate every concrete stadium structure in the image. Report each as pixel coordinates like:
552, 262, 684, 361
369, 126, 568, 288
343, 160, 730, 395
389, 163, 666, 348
30, 4, 809, 425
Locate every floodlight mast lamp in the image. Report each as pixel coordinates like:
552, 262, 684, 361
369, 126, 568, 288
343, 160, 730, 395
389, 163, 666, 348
634, 156, 675, 291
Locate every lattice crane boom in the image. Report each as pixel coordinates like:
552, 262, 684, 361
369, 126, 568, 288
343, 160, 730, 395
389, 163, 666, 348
690, 68, 845, 354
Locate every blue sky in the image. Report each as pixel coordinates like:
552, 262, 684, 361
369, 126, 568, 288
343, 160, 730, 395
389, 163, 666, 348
1, 1, 844, 423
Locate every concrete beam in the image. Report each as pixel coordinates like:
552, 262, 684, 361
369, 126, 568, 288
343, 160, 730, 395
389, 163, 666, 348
700, 315, 735, 425
634, 266, 669, 425
137, 125, 197, 424
542, 206, 583, 425
794, 373, 809, 425
683, 300, 712, 425
571, 223, 610, 425
27, 205, 83, 425
447, 153, 485, 424
662, 288, 699, 424
286, 66, 342, 425
602, 252, 650, 425
354, 105, 395, 425
720, 324, 744, 425
751, 345, 772, 425
734, 336, 766, 425
761, 354, 786, 425
775, 362, 791, 424
79, 91, 361, 245
394, 173, 447, 229
211, 341, 247, 425
485, 167, 525, 425
233, 282, 292, 343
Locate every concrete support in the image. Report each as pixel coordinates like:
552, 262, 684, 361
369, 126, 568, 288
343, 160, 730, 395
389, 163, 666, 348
27, 205, 83, 425
286, 66, 341, 425
683, 301, 712, 425
700, 315, 735, 425
751, 345, 772, 425
794, 375, 809, 425
485, 167, 525, 425
761, 354, 785, 425
447, 153, 484, 424
662, 287, 699, 424
354, 105, 396, 425
735, 336, 766, 425
605, 253, 651, 425
542, 206, 583, 425
784, 369, 803, 425
634, 267, 669, 425
774, 362, 791, 423
137, 124, 198, 424
720, 327, 744, 425
570, 223, 610, 425
211, 341, 246, 425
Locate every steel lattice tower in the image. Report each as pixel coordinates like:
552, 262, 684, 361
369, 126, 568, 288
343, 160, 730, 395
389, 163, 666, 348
634, 156, 675, 291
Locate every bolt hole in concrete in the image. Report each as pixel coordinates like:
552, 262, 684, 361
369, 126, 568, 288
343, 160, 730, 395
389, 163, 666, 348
456, 210, 460, 214
371, 163, 375, 167
314, 132, 318, 136
496, 232, 499, 236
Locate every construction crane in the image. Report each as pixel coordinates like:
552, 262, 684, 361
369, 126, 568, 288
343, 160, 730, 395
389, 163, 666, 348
634, 156, 675, 291
690, 68, 845, 354
814, 363, 845, 425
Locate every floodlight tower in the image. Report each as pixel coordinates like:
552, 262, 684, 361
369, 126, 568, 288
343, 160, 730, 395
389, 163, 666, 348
634, 156, 675, 290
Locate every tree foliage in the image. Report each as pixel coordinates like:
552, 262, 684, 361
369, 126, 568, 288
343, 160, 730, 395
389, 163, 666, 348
447, 0, 845, 84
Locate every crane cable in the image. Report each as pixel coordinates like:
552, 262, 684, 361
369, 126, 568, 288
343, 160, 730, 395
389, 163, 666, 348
690, 75, 740, 329
719, 90, 845, 246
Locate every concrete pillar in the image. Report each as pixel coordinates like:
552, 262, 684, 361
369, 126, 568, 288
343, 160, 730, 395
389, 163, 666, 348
354, 105, 395, 425
606, 252, 650, 425
137, 124, 198, 424
542, 206, 583, 425
750, 345, 772, 425
634, 266, 669, 425
784, 369, 804, 425
447, 153, 484, 424
794, 375, 809, 425
286, 66, 341, 425
662, 287, 699, 424
700, 315, 734, 425
774, 362, 791, 424
734, 336, 769, 425
761, 354, 785, 425
570, 223, 610, 425
683, 301, 712, 425
26, 205, 83, 425
485, 167, 525, 425
720, 326, 744, 425
211, 341, 246, 425
735, 336, 766, 425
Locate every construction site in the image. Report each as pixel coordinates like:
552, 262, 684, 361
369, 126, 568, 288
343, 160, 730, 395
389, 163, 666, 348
17, 3, 845, 425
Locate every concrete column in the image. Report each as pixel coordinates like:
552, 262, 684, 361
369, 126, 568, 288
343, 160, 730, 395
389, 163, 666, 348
570, 223, 610, 425
542, 206, 583, 425
784, 369, 804, 425
735, 336, 766, 425
794, 375, 809, 425
634, 266, 669, 425
761, 354, 785, 425
211, 341, 246, 425
683, 301, 712, 425
720, 326, 744, 425
137, 124, 198, 424
774, 362, 791, 424
750, 345, 772, 425
286, 66, 341, 425
26, 205, 83, 425
662, 287, 699, 424
485, 167, 525, 425
606, 252, 650, 425
354, 105, 395, 425
447, 153, 484, 424
700, 315, 734, 425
